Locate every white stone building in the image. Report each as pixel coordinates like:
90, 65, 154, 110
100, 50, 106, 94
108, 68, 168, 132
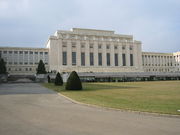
47, 28, 143, 73
0, 47, 49, 75
0, 28, 179, 76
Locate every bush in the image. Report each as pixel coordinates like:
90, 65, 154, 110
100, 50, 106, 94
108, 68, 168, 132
37, 60, 47, 74
66, 71, 82, 90
0, 58, 7, 74
47, 75, 51, 83
54, 72, 63, 86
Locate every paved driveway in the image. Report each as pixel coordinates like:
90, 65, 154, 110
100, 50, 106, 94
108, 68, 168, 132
0, 83, 180, 135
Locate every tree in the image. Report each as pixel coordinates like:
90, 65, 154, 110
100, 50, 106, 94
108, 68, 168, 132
54, 72, 63, 86
0, 58, 7, 74
47, 75, 51, 83
37, 60, 47, 74
66, 71, 82, 90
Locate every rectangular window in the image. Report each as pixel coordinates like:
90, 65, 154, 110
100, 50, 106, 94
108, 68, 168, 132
98, 53, 102, 66
130, 54, 133, 66
122, 54, 126, 66
81, 52, 85, 66
90, 53, 94, 66
62, 52, 67, 65
72, 52, 76, 65
115, 53, 118, 66
107, 53, 110, 66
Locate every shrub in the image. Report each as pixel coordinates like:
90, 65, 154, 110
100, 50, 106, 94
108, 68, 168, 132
0, 58, 7, 74
37, 60, 47, 74
66, 71, 82, 90
47, 75, 51, 83
54, 72, 63, 86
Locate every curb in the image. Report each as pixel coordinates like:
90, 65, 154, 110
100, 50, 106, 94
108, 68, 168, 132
58, 93, 180, 119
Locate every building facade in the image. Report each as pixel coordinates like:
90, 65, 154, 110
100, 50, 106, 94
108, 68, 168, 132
142, 52, 180, 72
0, 47, 49, 75
47, 28, 143, 73
0, 28, 179, 75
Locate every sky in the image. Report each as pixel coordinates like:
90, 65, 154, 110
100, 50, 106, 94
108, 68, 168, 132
0, 0, 179, 53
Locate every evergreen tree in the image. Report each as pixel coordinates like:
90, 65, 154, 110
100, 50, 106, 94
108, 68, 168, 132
54, 72, 63, 86
47, 75, 51, 83
66, 71, 82, 90
36, 60, 47, 74
0, 58, 7, 74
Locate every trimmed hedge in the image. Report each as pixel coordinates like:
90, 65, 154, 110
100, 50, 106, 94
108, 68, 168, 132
37, 60, 47, 74
54, 72, 63, 86
66, 71, 82, 90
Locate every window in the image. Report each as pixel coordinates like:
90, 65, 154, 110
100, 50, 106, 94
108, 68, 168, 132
9, 51, 12, 54
72, 52, 76, 65
107, 53, 110, 66
122, 46, 125, 50
106, 45, 110, 49
90, 53, 94, 66
72, 42, 76, 48
130, 54, 133, 66
115, 53, 118, 66
81, 52, 85, 66
62, 52, 67, 65
25, 51, 28, 54
45, 52, 48, 55
40, 52, 43, 55
90, 44, 93, 48
122, 54, 126, 66
130, 46, 133, 50
62, 42, 67, 47
3, 51, 7, 54
98, 44, 102, 49
81, 44, 85, 48
30, 51, 33, 54
98, 53, 102, 66
14, 51, 18, 54
35, 52, 38, 54
114, 46, 118, 49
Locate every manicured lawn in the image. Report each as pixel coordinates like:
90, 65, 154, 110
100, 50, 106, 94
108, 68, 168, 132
43, 81, 180, 115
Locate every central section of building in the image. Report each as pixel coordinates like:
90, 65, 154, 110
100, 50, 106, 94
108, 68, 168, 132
47, 28, 143, 73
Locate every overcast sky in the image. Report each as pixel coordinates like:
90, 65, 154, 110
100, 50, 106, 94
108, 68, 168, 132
0, 0, 179, 52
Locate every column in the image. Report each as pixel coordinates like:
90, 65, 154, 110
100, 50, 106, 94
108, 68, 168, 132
76, 41, 81, 66
118, 43, 122, 66
133, 44, 137, 67
67, 41, 72, 66
85, 41, 90, 66
125, 44, 130, 66
94, 42, 98, 66
110, 43, 115, 67
58, 39, 62, 67
102, 42, 107, 66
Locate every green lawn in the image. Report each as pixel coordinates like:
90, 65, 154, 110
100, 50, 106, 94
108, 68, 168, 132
43, 81, 180, 115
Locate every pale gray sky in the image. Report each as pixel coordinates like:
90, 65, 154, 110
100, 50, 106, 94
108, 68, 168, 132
0, 0, 179, 52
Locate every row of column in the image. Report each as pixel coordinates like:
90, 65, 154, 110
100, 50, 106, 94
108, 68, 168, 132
59, 40, 138, 67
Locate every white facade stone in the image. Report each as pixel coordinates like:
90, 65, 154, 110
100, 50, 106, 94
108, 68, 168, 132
0, 28, 179, 75
47, 28, 143, 73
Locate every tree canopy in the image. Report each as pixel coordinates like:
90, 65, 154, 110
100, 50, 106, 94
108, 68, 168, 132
0, 58, 7, 74
54, 72, 63, 86
37, 60, 47, 74
66, 71, 82, 90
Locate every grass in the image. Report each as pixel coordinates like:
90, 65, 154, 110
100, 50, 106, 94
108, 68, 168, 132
42, 81, 180, 115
